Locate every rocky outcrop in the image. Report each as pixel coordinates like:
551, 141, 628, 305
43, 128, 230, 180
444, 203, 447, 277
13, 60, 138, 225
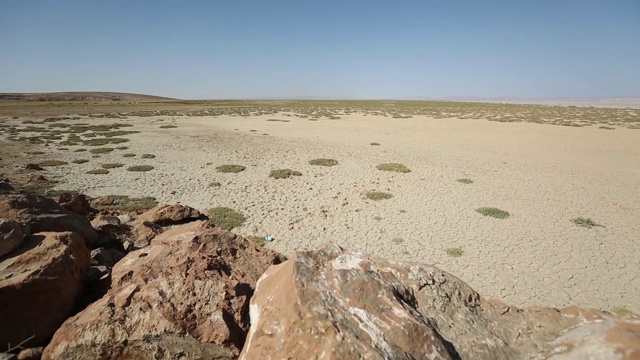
43, 221, 281, 359
0, 232, 90, 349
135, 203, 202, 226
55, 193, 95, 216
241, 244, 640, 360
0, 219, 25, 257
128, 204, 202, 248
0, 191, 97, 245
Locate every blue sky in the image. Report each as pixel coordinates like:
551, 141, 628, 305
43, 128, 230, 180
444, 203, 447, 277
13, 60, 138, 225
1, 1, 639, 99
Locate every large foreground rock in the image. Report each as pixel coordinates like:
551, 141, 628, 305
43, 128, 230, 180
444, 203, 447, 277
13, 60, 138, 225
0, 232, 90, 348
241, 244, 640, 360
43, 221, 281, 359
0, 191, 97, 245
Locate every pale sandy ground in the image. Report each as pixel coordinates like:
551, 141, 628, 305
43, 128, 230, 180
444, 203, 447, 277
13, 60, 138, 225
33, 113, 640, 313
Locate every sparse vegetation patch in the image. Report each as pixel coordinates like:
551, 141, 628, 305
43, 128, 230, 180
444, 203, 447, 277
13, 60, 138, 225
89, 147, 114, 154
365, 191, 393, 201
571, 217, 603, 228
376, 163, 411, 173
216, 164, 246, 173
446, 247, 464, 257
476, 207, 510, 219
309, 158, 338, 167
208, 207, 246, 230
127, 165, 154, 172
101, 163, 124, 169
269, 169, 302, 179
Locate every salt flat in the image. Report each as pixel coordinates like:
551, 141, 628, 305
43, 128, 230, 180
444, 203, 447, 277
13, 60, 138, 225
7, 111, 640, 313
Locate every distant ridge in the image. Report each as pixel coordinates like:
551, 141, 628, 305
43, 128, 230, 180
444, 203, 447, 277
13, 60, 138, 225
396, 96, 640, 108
0, 92, 177, 102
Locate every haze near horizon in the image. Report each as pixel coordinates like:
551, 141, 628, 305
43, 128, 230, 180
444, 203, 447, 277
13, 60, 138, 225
0, 0, 639, 100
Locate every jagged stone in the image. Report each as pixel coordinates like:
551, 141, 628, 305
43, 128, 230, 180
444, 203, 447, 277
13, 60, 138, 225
55, 193, 95, 216
0, 232, 90, 349
135, 203, 202, 226
0, 191, 97, 245
241, 243, 640, 360
43, 221, 280, 359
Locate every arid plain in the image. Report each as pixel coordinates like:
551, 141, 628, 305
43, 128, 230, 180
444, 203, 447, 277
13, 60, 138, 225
1, 99, 638, 314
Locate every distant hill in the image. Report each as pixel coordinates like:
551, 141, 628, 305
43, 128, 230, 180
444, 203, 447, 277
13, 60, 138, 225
0, 92, 177, 102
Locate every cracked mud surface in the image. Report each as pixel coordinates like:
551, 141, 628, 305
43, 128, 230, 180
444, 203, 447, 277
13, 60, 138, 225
2, 113, 638, 313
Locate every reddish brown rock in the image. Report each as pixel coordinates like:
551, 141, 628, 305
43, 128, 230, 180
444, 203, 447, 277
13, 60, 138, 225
0, 219, 25, 257
90, 214, 122, 233
135, 203, 201, 226
43, 221, 280, 359
126, 204, 202, 248
0, 191, 97, 245
241, 244, 640, 360
0, 232, 90, 348
55, 193, 95, 216
130, 221, 162, 248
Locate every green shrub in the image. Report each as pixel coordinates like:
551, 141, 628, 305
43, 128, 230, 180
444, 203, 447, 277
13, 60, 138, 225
446, 247, 464, 257
86, 169, 109, 175
571, 217, 603, 228
309, 158, 338, 167
216, 164, 246, 173
457, 178, 473, 184
476, 207, 510, 219
376, 163, 411, 173
89, 147, 114, 154
141, 154, 156, 159
127, 165, 154, 172
365, 191, 393, 201
269, 169, 302, 179
208, 207, 245, 230
101, 163, 124, 169
72, 159, 89, 164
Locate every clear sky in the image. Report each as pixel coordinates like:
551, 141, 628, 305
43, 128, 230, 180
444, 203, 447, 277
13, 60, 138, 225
1, 1, 639, 99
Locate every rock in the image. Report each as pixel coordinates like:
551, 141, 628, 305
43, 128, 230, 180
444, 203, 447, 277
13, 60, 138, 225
43, 221, 280, 359
542, 318, 640, 359
0, 232, 90, 348
0, 219, 26, 257
90, 214, 122, 233
131, 221, 162, 248
90, 248, 115, 267
107, 248, 125, 263
116, 214, 132, 224
0, 191, 97, 245
135, 203, 201, 226
55, 193, 95, 216
89, 196, 117, 207
241, 243, 640, 360
17, 347, 43, 360
23, 164, 43, 171
126, 204, 202, 248
0, 182, 14, 191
